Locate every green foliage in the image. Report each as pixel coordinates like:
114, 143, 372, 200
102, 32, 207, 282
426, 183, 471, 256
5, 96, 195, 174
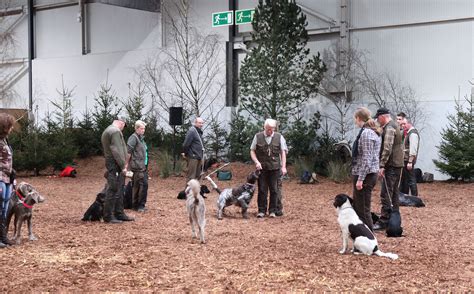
227, 109, 259, 162
92, 82, 121, 141
292, 156, 314, 179
205, 117, 229, 159
327, 160, 351, 183
46, 83, 78, 170
9, 117, 50, 175
74, 108, 101, 158
433, 94, 474, 181
313, 124, 338, 176
157, 151, 172, 178
285, 112, 322, 161
156, 151, 184, 178
239, 0, 326, 124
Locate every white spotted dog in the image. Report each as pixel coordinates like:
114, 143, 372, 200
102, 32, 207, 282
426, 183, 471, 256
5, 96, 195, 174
333, 194, 398, 260
185, 179, 206, 244
206, 171, 259, 220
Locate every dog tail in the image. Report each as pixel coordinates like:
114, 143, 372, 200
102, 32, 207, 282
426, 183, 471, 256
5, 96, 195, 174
374, 248, 399, 260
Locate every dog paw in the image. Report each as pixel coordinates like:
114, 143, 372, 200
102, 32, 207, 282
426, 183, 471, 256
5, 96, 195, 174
29, 235, 38, 241
339, 249, 346, 254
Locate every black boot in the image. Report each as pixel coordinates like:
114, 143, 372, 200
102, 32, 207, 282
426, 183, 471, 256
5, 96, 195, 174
0, 217, 13, 246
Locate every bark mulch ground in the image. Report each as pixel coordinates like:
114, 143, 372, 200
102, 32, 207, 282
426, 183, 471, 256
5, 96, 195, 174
0, 156, 472, 291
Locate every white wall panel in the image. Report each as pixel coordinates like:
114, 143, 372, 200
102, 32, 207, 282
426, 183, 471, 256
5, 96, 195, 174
88, 3, 161, 54
35, 6, 81, 58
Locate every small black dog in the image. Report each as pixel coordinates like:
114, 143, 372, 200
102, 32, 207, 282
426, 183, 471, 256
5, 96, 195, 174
82, 186, 106, 221
386, 209, 403, 237
177, 185, 210, 200
371, 211, 403, 237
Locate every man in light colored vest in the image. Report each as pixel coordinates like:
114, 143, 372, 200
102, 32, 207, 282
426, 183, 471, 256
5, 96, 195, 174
250, 119, 288, 218
125, 120, 149, 212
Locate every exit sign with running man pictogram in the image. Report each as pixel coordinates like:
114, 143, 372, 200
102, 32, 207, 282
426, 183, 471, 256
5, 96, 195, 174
212, 11, 234, 27
235, 9, 255, 25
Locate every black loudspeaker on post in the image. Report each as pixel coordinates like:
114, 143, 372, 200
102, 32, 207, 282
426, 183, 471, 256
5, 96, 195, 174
169, 107, 183, 125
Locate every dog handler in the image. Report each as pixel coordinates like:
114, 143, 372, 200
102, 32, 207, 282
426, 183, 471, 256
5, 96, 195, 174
351, 107, 382, 231
373, 107, 404, 231
125, 120, 149, 212
0, 113, 15, 247
101, 116, 135, 224
250, 118, 287, 218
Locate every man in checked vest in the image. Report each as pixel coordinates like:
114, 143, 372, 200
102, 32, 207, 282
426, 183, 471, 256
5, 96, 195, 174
397, 112, 420, 196
250, 119, 288, 218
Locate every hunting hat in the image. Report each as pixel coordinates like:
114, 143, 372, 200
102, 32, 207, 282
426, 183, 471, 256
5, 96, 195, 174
373, 107, 390, 118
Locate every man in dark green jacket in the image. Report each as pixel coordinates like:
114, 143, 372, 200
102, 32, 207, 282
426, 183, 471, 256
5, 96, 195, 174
101, 116, 135, 223
373, 108, 404, 230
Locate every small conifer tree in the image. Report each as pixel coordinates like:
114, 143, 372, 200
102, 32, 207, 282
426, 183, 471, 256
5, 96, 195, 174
433, 92, 474, 180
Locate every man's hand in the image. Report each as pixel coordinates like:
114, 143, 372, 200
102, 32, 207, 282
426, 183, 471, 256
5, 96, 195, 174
281, 166, 287, 175
378, 168, 385, 178
255, 161, 262, 170
356, 180, 363, 190
407, 162, 413, 170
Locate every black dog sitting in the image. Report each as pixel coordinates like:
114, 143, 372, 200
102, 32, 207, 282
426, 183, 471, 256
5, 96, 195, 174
177, 185, 210, 200
371, 211, 403, 237
386, 209, 403, 237
82, 186, 106, 221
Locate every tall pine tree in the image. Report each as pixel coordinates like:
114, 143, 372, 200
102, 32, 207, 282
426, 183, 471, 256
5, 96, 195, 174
433, 93, 474, 180
239, 0, 326, 125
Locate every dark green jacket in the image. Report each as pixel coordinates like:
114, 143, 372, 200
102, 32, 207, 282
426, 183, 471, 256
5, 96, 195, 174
101, 125, 128, 169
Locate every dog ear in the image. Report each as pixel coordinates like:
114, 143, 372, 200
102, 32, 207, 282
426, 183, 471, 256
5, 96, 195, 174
200, 185, 210, 194
334, 194, 352, 208
18, 182, 31, 197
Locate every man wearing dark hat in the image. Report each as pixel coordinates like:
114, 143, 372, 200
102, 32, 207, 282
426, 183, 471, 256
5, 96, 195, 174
373, 107, 404, 230
101, 116, 135, 223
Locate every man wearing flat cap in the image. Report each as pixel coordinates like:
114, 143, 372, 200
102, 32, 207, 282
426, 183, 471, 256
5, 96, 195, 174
101, 116, 135, 223
373, 107, 404, 230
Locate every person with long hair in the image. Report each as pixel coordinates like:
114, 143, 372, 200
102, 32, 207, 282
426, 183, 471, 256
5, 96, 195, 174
0, 113, 15, 247
351, 107, 382, 231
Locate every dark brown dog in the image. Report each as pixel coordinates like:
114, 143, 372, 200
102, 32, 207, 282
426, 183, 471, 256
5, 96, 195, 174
6, 182, 45, 245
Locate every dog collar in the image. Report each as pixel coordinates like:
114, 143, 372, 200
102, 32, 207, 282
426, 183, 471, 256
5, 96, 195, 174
16, 190, 33, 209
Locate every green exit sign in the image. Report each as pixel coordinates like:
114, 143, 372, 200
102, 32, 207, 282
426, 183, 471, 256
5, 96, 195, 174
235, 9, 255, 25
212, 11, 233, 27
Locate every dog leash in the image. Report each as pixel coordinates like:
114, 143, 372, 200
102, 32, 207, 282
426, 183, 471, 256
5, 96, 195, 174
15, 190, 33, 209
382, 174, 399, 211
202, 162, 230, 178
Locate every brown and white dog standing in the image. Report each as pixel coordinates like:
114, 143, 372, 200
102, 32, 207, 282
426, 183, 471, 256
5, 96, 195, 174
185, 179, 206, 243
6, 182, 45, 245
333, 194, 398, 260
